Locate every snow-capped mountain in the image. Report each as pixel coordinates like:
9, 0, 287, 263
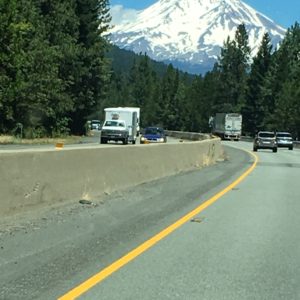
109, 0, 286, 74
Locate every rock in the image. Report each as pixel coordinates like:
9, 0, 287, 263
79, 200, 92, 205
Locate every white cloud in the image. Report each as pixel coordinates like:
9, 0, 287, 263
110, 5, 139, 26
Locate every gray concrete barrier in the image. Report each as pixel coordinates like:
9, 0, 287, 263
0, 138, 221, 216
165, 130, 211, 141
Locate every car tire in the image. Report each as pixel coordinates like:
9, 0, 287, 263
100, 138, 107, 144
253, 147, 257, 152
289, 146, 293, 150
273, 148, 277, 153
132, 140, 136, 145
123, 138, 128, 145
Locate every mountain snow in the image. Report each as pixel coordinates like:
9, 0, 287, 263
109, 0, 286, 74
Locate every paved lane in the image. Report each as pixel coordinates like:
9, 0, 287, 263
0, 131, 182, 153
0, 146, 249, 300
1, 143, 299, 299
71, 142, 300, 300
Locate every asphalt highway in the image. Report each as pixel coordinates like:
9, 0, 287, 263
0, 142, 299, 299
0, 130, 182, 153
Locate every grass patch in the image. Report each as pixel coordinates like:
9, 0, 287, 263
0, 135, 83, 145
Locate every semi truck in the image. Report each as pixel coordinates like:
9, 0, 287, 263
100, 107, 139, 144
212, 113, 242, 140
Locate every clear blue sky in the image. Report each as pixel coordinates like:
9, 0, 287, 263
109, 0, 300, 29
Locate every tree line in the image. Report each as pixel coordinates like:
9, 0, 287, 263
0, 0, 111, 137
0, 0, 299, 139
107, 23, 300, 139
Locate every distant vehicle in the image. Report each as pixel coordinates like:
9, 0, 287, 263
276, 132, 293, 150
101, 107, 139, 144
104, 107, 140, 136
140, 127, 167, 144
253, 131, 277, 152
90, 120, 101, 130
212, 113, 242, 140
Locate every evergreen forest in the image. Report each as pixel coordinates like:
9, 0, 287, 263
0, 1, 299, 139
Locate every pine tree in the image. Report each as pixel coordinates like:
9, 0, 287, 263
26, 0, 80, 136
160, 64, 180, 129
271, 23, 300, 138
69, 0, 111, 134
185, 75, 204, 132
0, 0, 65, 137
0, 0, 18, 132
243, 33, 273, 135
214, 24, 251, 113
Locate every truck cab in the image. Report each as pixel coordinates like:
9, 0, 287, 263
100, 120, 129, 144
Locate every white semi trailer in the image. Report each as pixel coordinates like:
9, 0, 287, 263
212, 113, 242, 140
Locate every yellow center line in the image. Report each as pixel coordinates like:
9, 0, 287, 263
58, 149, 258, 300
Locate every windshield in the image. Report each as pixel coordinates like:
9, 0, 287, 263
144, 128, 163, 135
277, 133, 292, 138
258, 132, 275, 138
104, 121, 125, 127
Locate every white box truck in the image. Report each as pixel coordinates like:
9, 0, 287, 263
105, 107, 140, 135
212, 113, 242, 140
100, 107, 139, 144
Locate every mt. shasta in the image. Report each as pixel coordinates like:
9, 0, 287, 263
109, 0, 286, 73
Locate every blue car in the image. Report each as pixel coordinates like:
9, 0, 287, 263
140, 127, 167, 144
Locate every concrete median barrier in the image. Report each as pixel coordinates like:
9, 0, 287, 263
0, 138, 221, 216
165, 130, 211, 141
